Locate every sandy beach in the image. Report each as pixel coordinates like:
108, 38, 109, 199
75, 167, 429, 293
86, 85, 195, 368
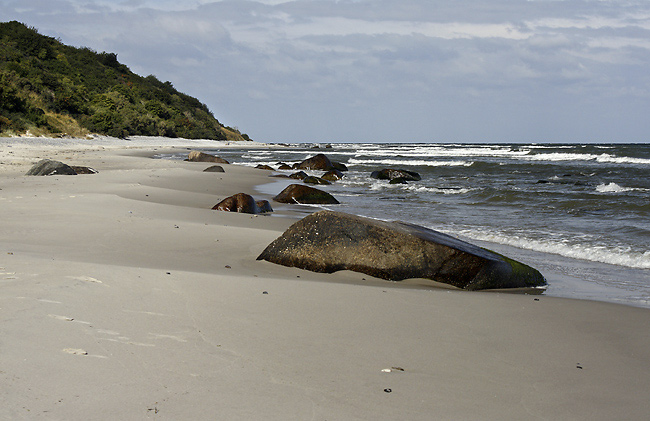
1, 136, 649, 420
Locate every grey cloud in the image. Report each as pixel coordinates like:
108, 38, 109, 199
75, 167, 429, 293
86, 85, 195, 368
2, 0, 649, 141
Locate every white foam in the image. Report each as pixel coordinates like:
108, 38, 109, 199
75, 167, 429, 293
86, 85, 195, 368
404, 185, 473, 194
448, 227, 650, 270
521, 152, 650, 165
348, 158, 472, 167
595, 182, 648, 193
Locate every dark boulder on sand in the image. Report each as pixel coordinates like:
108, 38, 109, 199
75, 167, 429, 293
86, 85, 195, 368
371, 169, 421, 181
256, 164, 274, 171
26, 159, 96, 176
212, 193, 273, 214
273, 184, 339, 205
186, 151, 230, 164
257, 210, 546, 291
203, 165, 225, 172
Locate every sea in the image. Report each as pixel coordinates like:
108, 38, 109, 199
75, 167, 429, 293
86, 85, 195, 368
159, 143, 650, 308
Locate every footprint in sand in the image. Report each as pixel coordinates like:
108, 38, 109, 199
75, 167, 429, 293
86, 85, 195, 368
49, 314, 75, 322
68, 275, 105, 285
62, 348, 88, 355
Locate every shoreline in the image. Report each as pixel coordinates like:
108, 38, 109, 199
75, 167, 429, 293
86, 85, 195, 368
2, 136, 649, 419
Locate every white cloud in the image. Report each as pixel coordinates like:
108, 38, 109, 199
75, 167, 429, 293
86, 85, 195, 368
2, 0, 650, 142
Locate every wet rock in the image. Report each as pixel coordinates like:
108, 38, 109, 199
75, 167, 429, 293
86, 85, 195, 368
297, 153, 334, 171
256, 164, 274, 170
332, 162, 349, 172
371, 169, 421, 181
303, 176, 331, 185
26, 159, 78, 176
289, 171, 309, 180
389, 177, 409, 184
257, 210, 546, 290
273, 184, 340, 205
277, 163, 292, 170
322, 169, 344, 182
256, 200, 274, 213
186, 151, 230, 164
212, 193, 273, 214
203, 165, 225, 172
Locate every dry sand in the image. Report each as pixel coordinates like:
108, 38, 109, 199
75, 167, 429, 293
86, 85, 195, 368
1, 137, 649, 420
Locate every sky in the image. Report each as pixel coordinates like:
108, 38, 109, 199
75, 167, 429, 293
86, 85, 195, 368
2, 0, 650, 143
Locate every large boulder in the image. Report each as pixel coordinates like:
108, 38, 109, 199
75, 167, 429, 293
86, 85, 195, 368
273, 184, 340, 205
212, 193, 273, 214
371, 169, 421, 181
26, 159, 78, 176
297, 154, 334, 171
186, 151, 230, 164
257, 210, 546, 291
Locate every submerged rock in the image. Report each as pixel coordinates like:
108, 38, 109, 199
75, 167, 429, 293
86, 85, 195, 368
289, 171, 309, 180
273, 184, 339, 205
303, 176, 331, 185
212, 193, 273, 214
371, 169, 421, 181
257, 210, 546, 290
389, 177, 409, 184
331, 162, 349, 172
186, 151, 230, 164
322, 169, 344, 182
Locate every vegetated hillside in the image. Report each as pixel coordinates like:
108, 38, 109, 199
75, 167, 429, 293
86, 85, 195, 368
0, 21, 250, 140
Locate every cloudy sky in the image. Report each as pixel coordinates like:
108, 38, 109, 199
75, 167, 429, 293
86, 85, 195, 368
2, 0, 650, 143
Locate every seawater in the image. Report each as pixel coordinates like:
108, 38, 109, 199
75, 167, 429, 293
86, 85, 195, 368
160, 143, 650, 308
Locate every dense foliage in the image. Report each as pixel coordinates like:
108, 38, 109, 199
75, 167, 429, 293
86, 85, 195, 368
0, 21, 249, 140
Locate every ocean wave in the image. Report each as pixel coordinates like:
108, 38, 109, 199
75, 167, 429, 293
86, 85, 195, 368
595, 182, 648, 193
404, 185, 473, 194
353, 146, 528, 159
347, 158, 472, 167
521, 152, 650, 165
450, 228, 650, 270
595, 154, 650, 165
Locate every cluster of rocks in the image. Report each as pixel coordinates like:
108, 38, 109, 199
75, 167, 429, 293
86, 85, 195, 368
205, 151, 428, 213
263, 153, 348, 186
26, 150, 545, 291
197, 151, 343, 213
